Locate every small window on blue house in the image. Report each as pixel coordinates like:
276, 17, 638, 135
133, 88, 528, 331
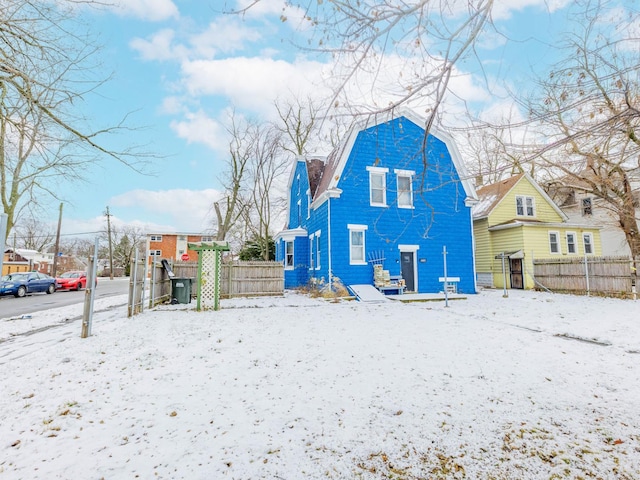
315, 231, 321, 269
285, 240, 294, 269
348, 224, 368, 265
297, 200, 302, 225
395, 169, 415, 208
309, 234, 315, 270
306, 189, 311, 218
366, 166, 388, 207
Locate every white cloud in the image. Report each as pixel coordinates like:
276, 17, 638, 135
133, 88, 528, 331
491, 0, 573, 20
109, 0, 179, 22
169, 110, 228, 153
130, 29, 189, 61
180, 56, 330, 115
189, 17, 264, 57
109, 188, 223, 233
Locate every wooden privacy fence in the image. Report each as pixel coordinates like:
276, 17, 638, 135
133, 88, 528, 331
533, 256, 635, 298
148, 260, 284, 307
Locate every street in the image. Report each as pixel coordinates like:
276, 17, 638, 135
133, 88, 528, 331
0, 276, 130, 320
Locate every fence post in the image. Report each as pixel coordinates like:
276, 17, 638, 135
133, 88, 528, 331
584, 253, 590, 297
500, 252, 508, 298
81, 238, 99, 338
442, 245, 449, 307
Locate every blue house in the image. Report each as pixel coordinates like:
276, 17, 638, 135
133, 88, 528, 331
274, 108, 478, 294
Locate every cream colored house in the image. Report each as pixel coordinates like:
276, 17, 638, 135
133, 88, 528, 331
473, 173, 603, 290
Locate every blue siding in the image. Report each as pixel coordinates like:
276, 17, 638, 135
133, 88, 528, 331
277, 116, 476, 294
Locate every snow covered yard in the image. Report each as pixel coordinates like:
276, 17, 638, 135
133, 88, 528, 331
1, 289, 639, 479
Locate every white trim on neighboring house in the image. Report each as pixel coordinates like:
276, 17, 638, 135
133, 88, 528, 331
548, 231, 561, 254
566, 231, 577, 254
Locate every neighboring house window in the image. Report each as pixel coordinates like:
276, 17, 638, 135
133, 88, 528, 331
366, 166, 388, 207
395, 169, 415, 208
566, 232, 576, 254
549, 231, 560, 254
316, 231, 321, 269
201, 236, 213, 242
284, 240, 294, 269
582, 197, 593, 216
150, 235, 162, 242
348, 224, 368, 264
179, 235, 186, 241
516, 195, 535, 217
150, 250, 162, 256
309, 234, 315, 270
583, 233, 594, 254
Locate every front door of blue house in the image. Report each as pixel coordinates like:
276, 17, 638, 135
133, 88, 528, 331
401, 252, 415, 292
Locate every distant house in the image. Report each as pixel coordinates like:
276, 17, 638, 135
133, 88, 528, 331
545, 170, 640, 258
473, 173, 603, 290
2, 248, 54, 276
146, 233, 216, 267
274, 108, 478, 294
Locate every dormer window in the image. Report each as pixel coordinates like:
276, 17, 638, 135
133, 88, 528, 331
366, 166, 388, 207
582, 197, 592, 216
516, 195, 535, 217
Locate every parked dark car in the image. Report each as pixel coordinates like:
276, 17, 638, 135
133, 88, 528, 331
56, 270, 94, 291
0, 272, 57, 297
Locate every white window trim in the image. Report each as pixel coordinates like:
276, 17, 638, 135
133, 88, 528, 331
566, 231, 577, 254
348, 224, 368, 265
516, 195, 536, 217
549, 231, 560, 254
150, 250, 162, 256
150, 235, 162, 242
284, 240, 294, 270
366, 166, 388, 207
395, 169, 415, 209
315, 230, 321, 270
306, 189, 311, 219
309, 234, 315, 270
583, 232, 594, 255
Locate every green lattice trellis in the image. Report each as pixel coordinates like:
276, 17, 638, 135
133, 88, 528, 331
188, 241, 230, 311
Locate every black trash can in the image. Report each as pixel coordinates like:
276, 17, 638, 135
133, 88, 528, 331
171, 277, 192, 304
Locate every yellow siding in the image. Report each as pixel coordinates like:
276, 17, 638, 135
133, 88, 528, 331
473, 218, 492, 273
487, 177, 564, 227
489, 227, 526, 288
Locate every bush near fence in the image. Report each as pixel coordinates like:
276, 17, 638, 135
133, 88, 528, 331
533, 256, 636, 298
148, 260, 284, 307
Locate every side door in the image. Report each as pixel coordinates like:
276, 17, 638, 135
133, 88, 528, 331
400, 252, 415, 292
509, 259, 524, 289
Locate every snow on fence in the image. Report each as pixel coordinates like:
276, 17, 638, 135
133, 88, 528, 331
533, 256, 635, 298
148, 260, 284, 307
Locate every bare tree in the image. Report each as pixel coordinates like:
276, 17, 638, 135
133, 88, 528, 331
1, 0, 149, 239
275, 95, 319, 156
11, 216, 55, 251
242, 124, 288, 260
523, 4, 640, 262
213, 111, 254, 242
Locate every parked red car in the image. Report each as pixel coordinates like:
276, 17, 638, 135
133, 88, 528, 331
55, 271, 95, 291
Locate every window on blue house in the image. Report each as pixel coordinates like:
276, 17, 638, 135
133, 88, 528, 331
306, 189, 311, 218
366, 166, 388, 207
309, 234, 314, 270
315, 231, 321, 269
395, 169, 415, 208
285, 240, 294, 269
348, 224, 368, 265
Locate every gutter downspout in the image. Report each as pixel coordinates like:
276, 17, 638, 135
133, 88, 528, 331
327, 196, 332, 291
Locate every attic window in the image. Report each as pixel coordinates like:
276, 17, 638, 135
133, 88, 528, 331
582, 197, 592, 216
516, 195, 535, 217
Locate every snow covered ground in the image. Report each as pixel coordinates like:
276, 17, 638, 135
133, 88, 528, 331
1, 289, 639, 479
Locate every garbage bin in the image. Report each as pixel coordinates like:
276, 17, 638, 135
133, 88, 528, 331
171, 277, 192, 304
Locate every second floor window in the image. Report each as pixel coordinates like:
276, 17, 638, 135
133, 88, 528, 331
516, 195, 535, 217
367, 166, 388, 206
582, 197, 592, 216
150, 235, 162, 242
395, 170, 414, 208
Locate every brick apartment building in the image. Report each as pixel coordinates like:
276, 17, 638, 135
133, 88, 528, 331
146, 233, 215, 266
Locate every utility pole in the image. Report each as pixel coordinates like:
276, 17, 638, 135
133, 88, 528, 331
52, 203, 63, 277
105, 206, 114, 280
